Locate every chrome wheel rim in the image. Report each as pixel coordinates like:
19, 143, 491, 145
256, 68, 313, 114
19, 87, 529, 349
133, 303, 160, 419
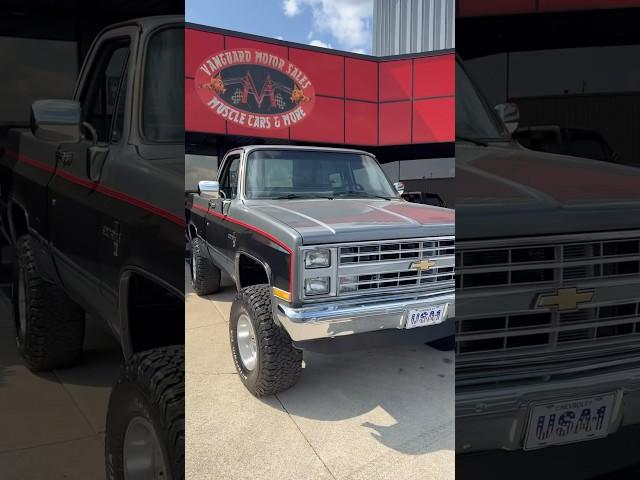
191, 253, 197, 282
17, 267, 27, 340
123, 416, 168, 480
236, 313, 258, 371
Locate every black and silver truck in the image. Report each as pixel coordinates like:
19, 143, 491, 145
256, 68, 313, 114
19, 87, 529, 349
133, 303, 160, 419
456, 57, 640, 474
0, 16, 184, 480
186, 145, 456, 396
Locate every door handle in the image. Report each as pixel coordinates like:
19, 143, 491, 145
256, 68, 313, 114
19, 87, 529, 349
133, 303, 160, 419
55, 148, 74, 166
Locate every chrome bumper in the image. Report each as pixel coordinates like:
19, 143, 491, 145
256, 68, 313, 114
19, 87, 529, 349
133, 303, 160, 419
274, 290, 454, 342
456, 364, 640, 453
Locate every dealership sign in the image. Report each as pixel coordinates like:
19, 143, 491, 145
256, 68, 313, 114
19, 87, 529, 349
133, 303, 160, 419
195, 48, 315, 130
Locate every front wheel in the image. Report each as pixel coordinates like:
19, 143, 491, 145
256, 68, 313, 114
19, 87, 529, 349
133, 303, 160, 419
229, 284, 302, 396
105, 346, 184, 480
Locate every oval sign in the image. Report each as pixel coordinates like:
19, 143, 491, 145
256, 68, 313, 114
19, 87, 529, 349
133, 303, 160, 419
195, 48, 315, 131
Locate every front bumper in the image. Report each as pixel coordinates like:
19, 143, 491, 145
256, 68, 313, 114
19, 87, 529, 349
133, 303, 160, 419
456, 363, 640, 453
274, 289, 454, 342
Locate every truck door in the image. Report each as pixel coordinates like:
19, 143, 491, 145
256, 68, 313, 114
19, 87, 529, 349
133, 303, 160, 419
47, 26, 135, 320
206, 153, 240, 274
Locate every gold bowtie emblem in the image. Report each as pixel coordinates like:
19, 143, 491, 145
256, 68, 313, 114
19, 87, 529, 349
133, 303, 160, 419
410, 259, 436, 271
535, 287, 594, 311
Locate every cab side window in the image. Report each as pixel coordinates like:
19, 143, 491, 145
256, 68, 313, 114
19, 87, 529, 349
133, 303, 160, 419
218, 155, 240, 199
80, 39, 130, 143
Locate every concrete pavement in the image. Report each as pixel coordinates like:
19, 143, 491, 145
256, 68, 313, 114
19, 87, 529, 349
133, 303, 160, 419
0, 282, 122, 480
185, 269, 455, 480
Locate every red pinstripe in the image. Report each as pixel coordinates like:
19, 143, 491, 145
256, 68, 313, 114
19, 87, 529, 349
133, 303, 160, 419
9, 151, 186, 227
192, 203, 294, 295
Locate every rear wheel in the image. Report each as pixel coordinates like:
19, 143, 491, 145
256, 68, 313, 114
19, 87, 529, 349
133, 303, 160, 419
229, 284, 302, 396
12, 235, 85, 371
189, 237, 221, 296
105, 346, 184, 480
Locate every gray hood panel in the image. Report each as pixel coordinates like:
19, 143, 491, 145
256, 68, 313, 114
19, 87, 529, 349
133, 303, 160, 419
248, 199, 454, 244
456, 144, 640, 240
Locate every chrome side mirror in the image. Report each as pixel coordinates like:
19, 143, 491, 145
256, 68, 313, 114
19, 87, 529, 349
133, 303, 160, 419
198, 180, 220, 200
393, 182, 405, 195
30, 99, 81, 142
494, 102, 520, 134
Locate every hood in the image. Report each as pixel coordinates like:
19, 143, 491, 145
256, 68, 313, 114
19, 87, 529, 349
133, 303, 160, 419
457, 142, 640, 240
247, 198, 454, 245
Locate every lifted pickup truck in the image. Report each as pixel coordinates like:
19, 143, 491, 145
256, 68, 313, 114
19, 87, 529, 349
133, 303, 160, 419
186, 145, 455, 396
456, 57, 640, 473
0, 16, 184, 480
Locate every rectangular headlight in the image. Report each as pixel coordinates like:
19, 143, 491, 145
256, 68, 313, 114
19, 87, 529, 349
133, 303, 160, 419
304, 277, 330, 296
304, 248, 331, 269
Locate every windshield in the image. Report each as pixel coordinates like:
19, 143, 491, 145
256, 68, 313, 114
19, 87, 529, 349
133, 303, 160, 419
456, 61, 509, 140
245, 150, 398, 200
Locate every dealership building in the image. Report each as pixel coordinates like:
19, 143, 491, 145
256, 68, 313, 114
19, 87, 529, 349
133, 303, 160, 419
185, 16, 455, 206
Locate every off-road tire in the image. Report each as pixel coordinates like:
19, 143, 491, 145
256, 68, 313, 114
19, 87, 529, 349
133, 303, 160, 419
189, 237, 221, 296
230, 284, 302, 396
105, 346, 184, 480
12, 235, 85, 371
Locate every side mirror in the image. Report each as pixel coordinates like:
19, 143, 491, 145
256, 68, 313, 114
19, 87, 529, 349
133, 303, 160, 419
393, 182, 405, 195
30, 100, 81, 142
494, 102, 520, 134
198, 180, 220, 200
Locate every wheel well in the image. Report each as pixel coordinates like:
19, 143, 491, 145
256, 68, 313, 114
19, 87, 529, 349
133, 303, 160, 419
126, 273, 184, 355
237, 254, 269, 289
10, 204, 28, 241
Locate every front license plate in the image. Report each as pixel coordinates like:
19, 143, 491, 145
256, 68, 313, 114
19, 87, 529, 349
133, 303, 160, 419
405, 305, 447, 329
523, 394, 615, 450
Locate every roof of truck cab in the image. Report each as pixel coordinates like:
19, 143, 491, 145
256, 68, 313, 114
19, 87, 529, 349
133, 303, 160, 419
99, 15, 183, 33
239, 145, 374, 156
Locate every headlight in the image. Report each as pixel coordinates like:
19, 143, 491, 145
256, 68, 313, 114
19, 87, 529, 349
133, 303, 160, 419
304, 248, 331, 269
304, 277, 330, 296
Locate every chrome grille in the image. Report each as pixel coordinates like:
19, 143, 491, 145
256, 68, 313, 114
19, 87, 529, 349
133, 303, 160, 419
456, 232, 640, 362
337, 237, 455, 297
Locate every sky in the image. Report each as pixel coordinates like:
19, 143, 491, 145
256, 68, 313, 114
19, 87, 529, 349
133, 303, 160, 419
186, 0, 374, 54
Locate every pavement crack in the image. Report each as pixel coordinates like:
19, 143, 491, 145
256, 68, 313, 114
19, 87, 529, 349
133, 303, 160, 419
51, 370, 102, 436
275, 394, 338, 480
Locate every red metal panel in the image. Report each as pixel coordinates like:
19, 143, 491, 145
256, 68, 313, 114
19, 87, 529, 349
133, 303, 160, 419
379, 59, 412, 102
345, 101, 377, 145
413, 55, 454, 99
224, 35, 288, 57
538, 0, 640, 11
186, 29, 224, 78
413, 97, 454, 144
290, 97, 344, 143
457, 0, 536, 16
345, 58, 378, 102
227, 119, 290, 139
288, 48, 344, 97
458, 0, 640, 16
379, 101, 411, 145
185, 78, 226, 134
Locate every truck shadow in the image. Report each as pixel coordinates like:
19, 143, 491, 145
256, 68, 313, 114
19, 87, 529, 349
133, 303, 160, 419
269, 344, 455, 457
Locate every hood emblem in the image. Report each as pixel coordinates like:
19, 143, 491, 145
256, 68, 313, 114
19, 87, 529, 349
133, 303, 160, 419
410, 259, 436, 271
535, 287, 594, 311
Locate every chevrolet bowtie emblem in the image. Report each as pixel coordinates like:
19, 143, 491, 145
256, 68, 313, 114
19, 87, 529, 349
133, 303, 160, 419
535, 287, 594, 311
410, 259, 436, 271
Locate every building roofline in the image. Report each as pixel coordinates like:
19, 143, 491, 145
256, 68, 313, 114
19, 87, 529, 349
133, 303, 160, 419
185, 22, 454, 61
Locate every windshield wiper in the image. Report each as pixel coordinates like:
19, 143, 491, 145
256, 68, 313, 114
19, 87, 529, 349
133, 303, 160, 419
456, 135, 489, 147
332, 191, 391, 200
